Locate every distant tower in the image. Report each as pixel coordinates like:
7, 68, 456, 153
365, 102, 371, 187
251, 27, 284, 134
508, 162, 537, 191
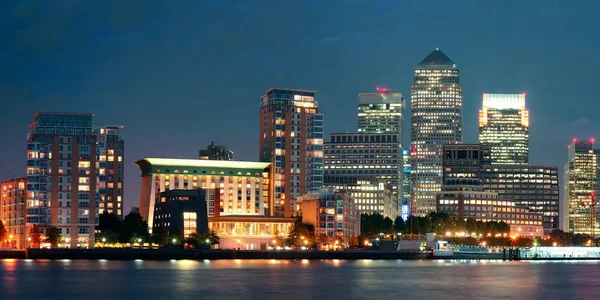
564, 139, 600, 234
479, 93, 529, 165
357, 88, 405, 136
199, 142, 233, 161
410, 49, 462, 216
259, 88, 324, 217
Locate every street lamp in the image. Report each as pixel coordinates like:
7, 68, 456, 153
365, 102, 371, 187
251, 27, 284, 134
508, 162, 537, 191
138, 238, 142, 243
27, 237, 32, 248
205, 238, 210, 244
172, 238, 177, 244
102, 237, 107, 243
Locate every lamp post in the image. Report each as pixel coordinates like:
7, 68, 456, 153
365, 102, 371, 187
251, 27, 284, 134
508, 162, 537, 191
27, 237, 32, 249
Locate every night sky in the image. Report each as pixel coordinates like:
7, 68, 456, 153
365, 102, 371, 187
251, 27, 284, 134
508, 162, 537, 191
1, 1, 599, 214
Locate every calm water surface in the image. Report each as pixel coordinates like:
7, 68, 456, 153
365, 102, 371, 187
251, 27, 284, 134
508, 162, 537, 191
1, 258, 600, 299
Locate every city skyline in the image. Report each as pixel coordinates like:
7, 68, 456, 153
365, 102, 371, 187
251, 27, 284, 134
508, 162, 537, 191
1, 1, 599, 215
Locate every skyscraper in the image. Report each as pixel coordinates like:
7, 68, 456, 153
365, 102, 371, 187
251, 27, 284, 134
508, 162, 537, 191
564, 139, 600, 235
479, 93, 529, 164
26, 112, 97, 248
260, 88, 324, 217
95, 125, 124, 217
357, 88, 405, 135
410, 49, 462, 216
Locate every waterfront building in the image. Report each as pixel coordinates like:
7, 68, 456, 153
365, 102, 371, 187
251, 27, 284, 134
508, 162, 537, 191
135, 158, 273, 229
199, 142, 233, 161
208, 216, 295, 250
153, 189, 209, 239
324, 175, 398, 219
0, 178, 27, 249
479, 93, 529, 165
410, 49, 463, 216
357, 88, 405, 135
259, 88, 324, 217
94, 125, 124, 217
481, 165, 559, 235
564, 139, 600, 235
442, 143, 559, 235
436, 189, 543, 237
298, 187, 360, 242
26, 112, 98, 248
323, 132, 401, 218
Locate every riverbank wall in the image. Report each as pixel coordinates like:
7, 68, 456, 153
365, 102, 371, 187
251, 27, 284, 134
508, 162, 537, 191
23, 249, 432, 260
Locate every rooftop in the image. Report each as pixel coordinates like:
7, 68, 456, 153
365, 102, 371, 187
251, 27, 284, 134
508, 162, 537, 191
134, 158, 271, 176
417, 49, 456, 68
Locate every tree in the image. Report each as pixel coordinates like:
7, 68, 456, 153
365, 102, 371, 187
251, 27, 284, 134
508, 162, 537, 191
348, 235, 359, 248
45, 226, 62, 248
466, 218, 477, 234
124, 212, 150, 241
393, 216, 407, 234
287, 219, 315, 247
118, 223, 133, 243
316, 232, 329, 247
98, 211, 122, 233
0, 220, 7, 244
497, 221, 510, 234
416, 216, 431, 235
381, 217, 395, 234
98, 229, 118, 244
29, 225, 41, 248
151, 227, 169, 246
184, 232, 201, 249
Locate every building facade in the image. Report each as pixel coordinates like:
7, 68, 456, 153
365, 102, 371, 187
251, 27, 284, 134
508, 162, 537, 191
479, 93, 529, 165
26, 112, 98, 248
259, 88, 324, 217
410, 49, 463, 216
135, 158, 273, 229
298, 187, 360, 242
1, 178, 27, 249
208, 216, 295, 250
94, 125, 124, 217
153, 189, 209, 239
323, 132, 402, 218
436, 189, 543, 237
481, 165, 559, 235
324, 175, 398, 219
564, 139, 599, 235
442, 143, 559, 235
357, 88, 405, 135
199, 142, 234, 161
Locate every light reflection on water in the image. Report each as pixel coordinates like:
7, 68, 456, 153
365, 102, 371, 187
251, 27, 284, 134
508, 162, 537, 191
1, 259, 600, 299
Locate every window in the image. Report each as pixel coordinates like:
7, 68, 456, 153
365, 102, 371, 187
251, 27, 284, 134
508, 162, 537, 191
183, 212, 197, 238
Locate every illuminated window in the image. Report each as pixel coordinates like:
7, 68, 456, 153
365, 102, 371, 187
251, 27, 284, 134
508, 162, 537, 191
78, 161, 90, 168
183, 212, 197, 238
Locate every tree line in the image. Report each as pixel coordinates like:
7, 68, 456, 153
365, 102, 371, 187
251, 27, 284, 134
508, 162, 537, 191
361, 212, 511, 237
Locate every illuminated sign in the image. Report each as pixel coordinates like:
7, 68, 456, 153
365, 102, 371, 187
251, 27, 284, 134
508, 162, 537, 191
401, 205, 409, 221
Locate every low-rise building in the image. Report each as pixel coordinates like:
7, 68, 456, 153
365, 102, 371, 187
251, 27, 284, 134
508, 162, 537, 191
134, 158, 273, 229
208, 216, 295, 250
153, 189, 209, 239
1, 178, 27, 249
437, 189, 543, 237
298, 187, 360, 243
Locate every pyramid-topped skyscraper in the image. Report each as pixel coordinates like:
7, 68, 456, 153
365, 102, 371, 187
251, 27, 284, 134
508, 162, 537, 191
410, 49, 462, 216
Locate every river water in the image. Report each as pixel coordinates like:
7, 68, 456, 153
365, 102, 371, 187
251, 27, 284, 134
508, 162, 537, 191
1, 259, 599, 299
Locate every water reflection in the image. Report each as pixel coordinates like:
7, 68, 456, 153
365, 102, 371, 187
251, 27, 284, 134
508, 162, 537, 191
1, 259, 599, 299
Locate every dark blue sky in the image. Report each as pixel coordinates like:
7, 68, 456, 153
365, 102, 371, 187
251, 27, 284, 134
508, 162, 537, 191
1, 0, 599, 213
